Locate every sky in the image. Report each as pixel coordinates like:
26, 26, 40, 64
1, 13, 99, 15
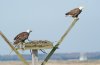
0, 0, 100, 55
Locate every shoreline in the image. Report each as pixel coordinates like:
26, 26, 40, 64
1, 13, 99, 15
1, 60, 100, 65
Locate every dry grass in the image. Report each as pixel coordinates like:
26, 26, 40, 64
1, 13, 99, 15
0, 60, 100, 65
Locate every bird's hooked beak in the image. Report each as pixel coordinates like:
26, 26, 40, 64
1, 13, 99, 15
30, 30, 32, 33
26, 29, 32, 33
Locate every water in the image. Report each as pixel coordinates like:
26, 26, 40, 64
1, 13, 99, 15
0, 52, 100, 61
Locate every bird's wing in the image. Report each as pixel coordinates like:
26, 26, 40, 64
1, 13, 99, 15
69, 8, 80, 15
14, 32, 29, 40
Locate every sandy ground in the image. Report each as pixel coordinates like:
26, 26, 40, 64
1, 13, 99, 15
0, 60, 100, 65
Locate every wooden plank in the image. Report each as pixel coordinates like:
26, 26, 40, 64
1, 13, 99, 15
0, 31, 29, 65
41, 18, 79, 65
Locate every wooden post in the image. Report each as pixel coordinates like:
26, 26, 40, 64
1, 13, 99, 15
32, 50, 38, 65
41, 18, 79, 65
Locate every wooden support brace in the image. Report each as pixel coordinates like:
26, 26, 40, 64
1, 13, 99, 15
41, 18, 79, 65
0, 31, 29, 65
32, 50, 38, 65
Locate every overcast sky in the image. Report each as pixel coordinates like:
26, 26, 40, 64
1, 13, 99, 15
0, 0, 100, 55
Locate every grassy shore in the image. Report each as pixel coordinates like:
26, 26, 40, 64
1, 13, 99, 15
1, 60, 100, 65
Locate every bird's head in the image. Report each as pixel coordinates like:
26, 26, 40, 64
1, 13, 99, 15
26, 29, 32, 33
79, 6, 84, 10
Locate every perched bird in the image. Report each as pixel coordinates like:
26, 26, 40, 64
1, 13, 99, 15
14, 29, 32, 45
9, 29, 32, 55
65, 6, 84, 18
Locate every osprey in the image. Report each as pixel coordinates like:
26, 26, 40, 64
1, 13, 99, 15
14, 29, 32, 45
65, 6, 84, 18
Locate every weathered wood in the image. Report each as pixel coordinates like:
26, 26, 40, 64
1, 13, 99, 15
0, 31, 29, 65
41, 18, 79, 65
32, 50, 38, 65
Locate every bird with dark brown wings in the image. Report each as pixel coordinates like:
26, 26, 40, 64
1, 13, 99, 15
14, 29, 32, 45
65, 6, 84, 18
